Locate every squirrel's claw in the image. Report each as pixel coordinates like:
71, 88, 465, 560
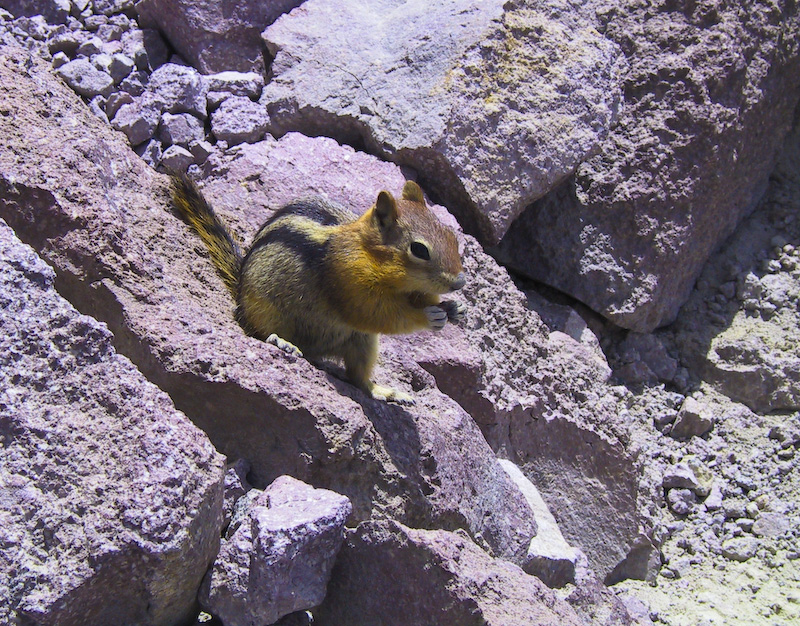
267, 333, 303, 358
440, 299, 466, 324
424, 305, 448, 331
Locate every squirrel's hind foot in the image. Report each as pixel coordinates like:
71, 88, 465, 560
369, 383, 415, 406
267, 333, 303, 358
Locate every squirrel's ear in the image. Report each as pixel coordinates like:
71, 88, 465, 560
401, 180, 425, 204
374, 191, 398, 230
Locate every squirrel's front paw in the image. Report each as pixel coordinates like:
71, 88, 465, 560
439, 300, 466, 324
424, 305, 448, 331
266, 333, 303, 357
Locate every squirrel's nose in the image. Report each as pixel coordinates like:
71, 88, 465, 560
450, 272, 466, 291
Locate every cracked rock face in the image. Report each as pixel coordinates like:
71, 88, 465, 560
496, 0, 800, 331
0, 219, 226, 626
260, 0, 625, 244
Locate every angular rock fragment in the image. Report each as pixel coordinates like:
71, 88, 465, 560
56, 57, 114, 97
211, 95, 269, 145
314, 520, 587, 626
158, 111, 205, 147
261, 0, 624, 243
136, 0, 304, 73
495, 0, 800, 331
200, 476, 351, 626
0, 219, 225, 626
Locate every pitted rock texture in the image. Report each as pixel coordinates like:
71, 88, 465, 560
314, 520, 588, 626
0, 219, 226, 626
200, 476, 352, 626
260, 0, 625, 243
135, 0, 304, 73
0, 43, 537, 567
496, 0, 800, 331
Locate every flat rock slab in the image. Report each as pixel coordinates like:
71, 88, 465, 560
260, 0, 625, 243
314, 520, 587, 626
200, 476, 352, 626
0, 219, 226, 626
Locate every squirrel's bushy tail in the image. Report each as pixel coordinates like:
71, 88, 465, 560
170, 174, 242, 298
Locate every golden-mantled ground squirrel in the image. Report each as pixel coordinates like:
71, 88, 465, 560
171, 176, 466, 404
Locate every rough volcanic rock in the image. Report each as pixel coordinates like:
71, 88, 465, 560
200, 476, 351, 626
198, 131, 655, 581
496, 0, 800, 331
260, 0, 625, 243
0, 219, 225, 626
135, 0, 304, 74
314, 520, 587, 626
0, 43, 536, 566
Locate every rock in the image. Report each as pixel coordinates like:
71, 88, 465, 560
160, 144, 194, 172
222, 459, 252, 528
204, 70, 263, 98
0, 47, 538, 567
108, 52, 134, 83
260, 0, 625, 243
135, 137, 163, 167
200, 476, 352, 626
105, 89, 133, 119
121, 28, 169, 72
111, 100, 160, 145
211, 95, 269, 145
721, 536, 759, 562
0, 219, 225, 626
671, 397, 714, 440
3, 0, 70, 24
93, 0, 135, 16
703, 482, 723, 511
144, 62, 208, 118
662, 463, 702, 491
495, 0, 800, 331
189, 138, 214, 164
314, 520, 587, 626
614, 332, 678, 385
752, 512, 791, 538
499, 460, 579, 588
666, 489, 696, 516
75, 33, 102, 56
136, 0, 304, 73
198, 132, 653, 581
158, 111, 205, 147
55, 57, 114, 97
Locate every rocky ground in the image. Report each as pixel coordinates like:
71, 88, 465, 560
0, 1, 798, 625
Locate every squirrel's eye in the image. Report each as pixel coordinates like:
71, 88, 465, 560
410, 241, 431, 261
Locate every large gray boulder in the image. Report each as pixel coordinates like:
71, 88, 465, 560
135, 0, 304, 73
260, 0, 625, 243
496, 0, 800, 331
0, 218, 226, 626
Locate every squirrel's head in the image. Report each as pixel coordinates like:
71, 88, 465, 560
369, 181, 465, 294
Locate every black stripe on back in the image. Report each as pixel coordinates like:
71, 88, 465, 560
268, 200, 344, 228
243, 224, 329, 271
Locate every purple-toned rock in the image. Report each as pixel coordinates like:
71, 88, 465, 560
200, 476, 352, 626
499, 460, 579, 588
198, 132, 654, 583
160, 144, 194, 172
136, 0, 304, 73
671, 397, 714, 440
314, 520, 587, 626
159, 111, 205, 147
145, 62, 208, 118
204, 70, 264, 98
222, 459, 252, 528
495, 0, 800, 331
211, 95, 269, 145
120, 27, 169, 72
55, 57, 114, 97
2, 0, 69, 23
0, 46, 537, 568
261, 0, 624, 243
0, 219, 225, 626
111, 99, 160, 145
